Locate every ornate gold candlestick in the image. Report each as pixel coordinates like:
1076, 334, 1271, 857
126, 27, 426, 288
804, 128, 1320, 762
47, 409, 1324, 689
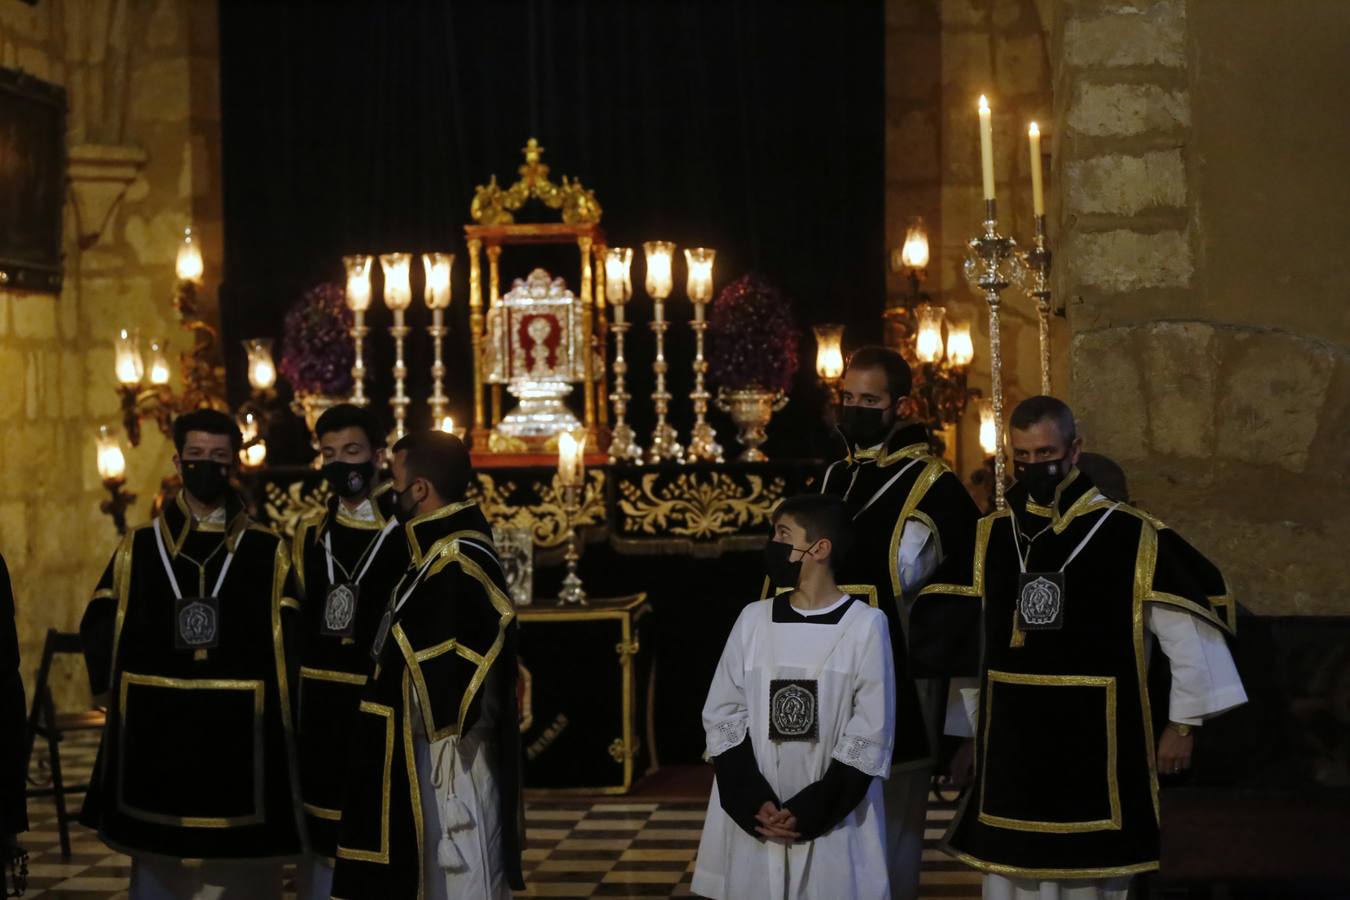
963, 200, 1020, 509
96, 425, 136, 536
557, 428, 588, 606
684, 247, 723, 463
381, 253, 413, 441
423, 252, 455, 423
343, 255, 373, 406
1017, 215, 1053, 395
603, 248, 642, 463
643, 241, 683, 463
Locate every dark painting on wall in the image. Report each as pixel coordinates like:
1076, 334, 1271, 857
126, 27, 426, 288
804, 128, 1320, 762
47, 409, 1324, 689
0, 67, 66, 293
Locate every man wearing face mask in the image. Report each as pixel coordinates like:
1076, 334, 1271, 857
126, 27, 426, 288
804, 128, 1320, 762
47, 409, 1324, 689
78, 409, 303, 899
331, 430, 523, 900
289, 404, 410, 900
912, 396, 1245, 900
797, 345, 981, 900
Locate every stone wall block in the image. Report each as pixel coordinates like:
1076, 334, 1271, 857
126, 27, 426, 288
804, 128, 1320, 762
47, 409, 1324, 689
12, 294, 58, 339
1068, 82, 1189, 137
0, 346, 24, 421
127, 57, 190, 123
887, 33, 941, 101
994, 32, 1048, 97
1065, 229, 1192, 292
1065, 150, 1186, 215
1063, 1, 1186, 68
1070, 326, 1149, 460
1215, 330, 1335, 474
887, 109, 940, 182
1140, 321, 1215, 459
941, 32, 992, 88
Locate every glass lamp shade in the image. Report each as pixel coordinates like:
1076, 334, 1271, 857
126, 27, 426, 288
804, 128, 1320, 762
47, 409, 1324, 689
243, 338, 277, 391
147, 338, 171, 386
900, 218, 930, 270
684, 247, 715, 303
114, 328, 144, 386
557, 428, 588, 487
946, 317, 974, 367
978, 399, 997, 456
240, 439, 267, 468
813, 324, 845, 381
176, 227, 204, 282
422, 252, 454, 309
380, 253, 413, 311
915, 304, 946, 364
643, 241, 675, 300
604, 247, 634, 304
344, 254, 373, 312
96, 425, 127, 482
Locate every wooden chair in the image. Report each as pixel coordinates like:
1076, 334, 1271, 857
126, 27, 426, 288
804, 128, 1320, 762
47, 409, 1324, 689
24, 629, 105, 859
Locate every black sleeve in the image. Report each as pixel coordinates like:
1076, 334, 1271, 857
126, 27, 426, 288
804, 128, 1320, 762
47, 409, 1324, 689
781, 758, 874, 841
711, 737, 779, 838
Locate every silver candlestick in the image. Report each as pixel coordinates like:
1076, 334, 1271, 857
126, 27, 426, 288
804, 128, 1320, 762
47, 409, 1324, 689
684, 247, 723, 463
963, 200, 1021, 509
557, 482, 587, 606
350, 308, 370, 407
1017, 214, 1053, 395
643, 241, 682, 464
343, 254, 373, 407
603, 248, 643, 463
390, 309, 410, 441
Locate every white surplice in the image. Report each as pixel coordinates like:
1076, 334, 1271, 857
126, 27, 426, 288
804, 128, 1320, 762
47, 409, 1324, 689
692, 595, 896, 900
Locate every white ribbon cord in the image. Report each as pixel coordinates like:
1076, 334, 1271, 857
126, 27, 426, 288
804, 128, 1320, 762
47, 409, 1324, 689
153, 517, 235, 601
1009, 502, 1121, 575
324, 518, 399, 587
850, 457, 924, 520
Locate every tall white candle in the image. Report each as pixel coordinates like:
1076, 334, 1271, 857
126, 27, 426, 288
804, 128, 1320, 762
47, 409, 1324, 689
1029, 122, 1045, 216
979, 95, 996, 202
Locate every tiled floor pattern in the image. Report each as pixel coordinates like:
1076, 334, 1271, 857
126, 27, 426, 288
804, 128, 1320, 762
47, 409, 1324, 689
18, 736, 980, 899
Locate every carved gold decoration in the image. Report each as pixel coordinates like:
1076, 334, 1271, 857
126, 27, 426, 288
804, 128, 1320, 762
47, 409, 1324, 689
263, 480, 331, 540
472, 471, 606, 549
471, 138, 602, 226
617, 472, 786, 539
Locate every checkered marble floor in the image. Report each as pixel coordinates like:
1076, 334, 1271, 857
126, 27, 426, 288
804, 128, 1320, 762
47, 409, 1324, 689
19, 735, 980, 899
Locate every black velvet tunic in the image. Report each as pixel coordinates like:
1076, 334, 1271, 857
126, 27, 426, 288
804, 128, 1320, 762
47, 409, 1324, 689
330, 501, 524, 899
0, 554, 25, 837
78, 493, 303, 861
290, 485, 409, 859
912, 469, 1233, 879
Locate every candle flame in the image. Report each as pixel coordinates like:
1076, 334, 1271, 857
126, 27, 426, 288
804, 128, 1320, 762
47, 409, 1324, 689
979, 95, 990, 112
1029, 121, 1040, 137
439, 416, 455, 434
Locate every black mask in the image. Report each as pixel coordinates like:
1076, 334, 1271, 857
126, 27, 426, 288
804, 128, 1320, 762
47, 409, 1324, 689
180, 460, 231, 506
323, 460, 376, 500
1014, 458, 1070, 505
836, 405, 893, 450
763, 539, 818, 589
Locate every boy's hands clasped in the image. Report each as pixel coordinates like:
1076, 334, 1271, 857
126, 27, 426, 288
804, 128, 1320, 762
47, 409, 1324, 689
754, 801, 800, 842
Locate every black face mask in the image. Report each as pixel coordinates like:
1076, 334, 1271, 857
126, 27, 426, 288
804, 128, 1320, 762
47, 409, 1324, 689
836, 405, 893, 450
763, 539, 819, 589
323, 460, 376, 500
1014, 457, 1070, 505
180, 459, 231, 506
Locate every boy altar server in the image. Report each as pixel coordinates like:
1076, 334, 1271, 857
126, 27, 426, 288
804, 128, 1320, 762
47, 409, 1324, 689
693, 494, 895, 900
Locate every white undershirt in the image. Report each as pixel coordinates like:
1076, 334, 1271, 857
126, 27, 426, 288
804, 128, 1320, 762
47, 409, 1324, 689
338, 497, 377, 523
790, 593, 853, 617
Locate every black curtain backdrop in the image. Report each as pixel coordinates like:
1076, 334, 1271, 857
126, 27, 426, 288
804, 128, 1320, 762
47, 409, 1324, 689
218, 0, 884, 459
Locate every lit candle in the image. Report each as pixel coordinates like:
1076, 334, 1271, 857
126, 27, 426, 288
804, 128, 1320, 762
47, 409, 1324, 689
114, 328, 144, 386
439, 415, 455, 434
813, 324, 845, 381
344, 255, 373, 312
243, 338, 277, 392
604, 247, 633, 325
978, 399, 997, 456
147, 338, 171, 386
176, 227, 204, 283
946, 317, 974, 367
1028, 122, 1045, 217
684, 248, 716, 321
96, 425, 127, 482
979, 95, 996, 202
900, 218, 930, 270
557, 428, 587, 487
422, 253, 454, 309
643, 241, 675, 301
380, 253, 413, 312
241, 439, 267, 468
915, 305, 946, 364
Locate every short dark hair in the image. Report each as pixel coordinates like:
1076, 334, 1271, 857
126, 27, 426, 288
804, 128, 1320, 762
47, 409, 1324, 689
771, 493, 854, 572
844, 345, 913, 402
391, 429, 471, 502
1009, 395, 1077, 444
315, 403, 386, 450
173, 408, 242, 453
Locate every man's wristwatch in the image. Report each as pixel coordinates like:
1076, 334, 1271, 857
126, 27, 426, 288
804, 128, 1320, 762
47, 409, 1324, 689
1168, 722, 1195, 737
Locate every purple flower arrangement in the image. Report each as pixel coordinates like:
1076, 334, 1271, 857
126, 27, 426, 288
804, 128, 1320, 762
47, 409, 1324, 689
279, 282, 354, 396
707, 273, 801, 393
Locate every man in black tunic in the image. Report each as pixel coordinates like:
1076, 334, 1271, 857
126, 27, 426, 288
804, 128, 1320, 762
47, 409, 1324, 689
290, 404, 409, 900
80, 409, 302, 900
1, 552, 26, 892
911, 397, 1245, 898
331, 430, 523, 900
805, 345, 982, 900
